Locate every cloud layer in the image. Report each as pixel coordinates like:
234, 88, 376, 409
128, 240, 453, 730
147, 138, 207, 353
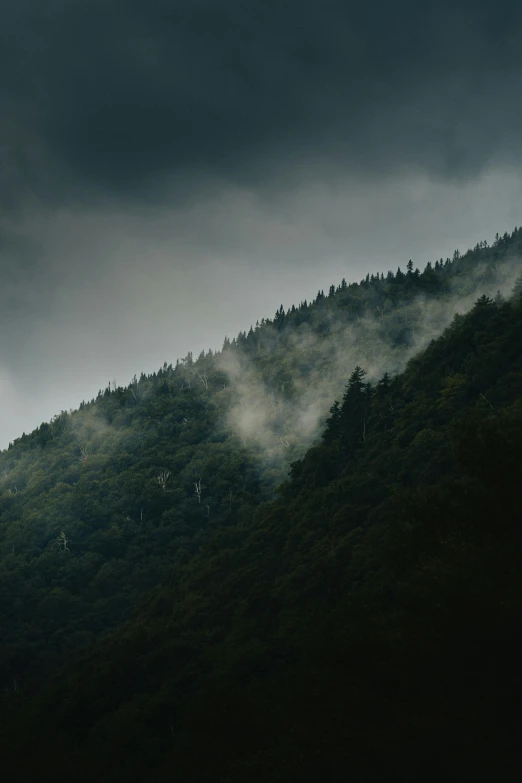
2, 0, 522, 206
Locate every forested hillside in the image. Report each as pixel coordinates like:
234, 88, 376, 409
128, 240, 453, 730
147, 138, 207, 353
1, 228, 522, 781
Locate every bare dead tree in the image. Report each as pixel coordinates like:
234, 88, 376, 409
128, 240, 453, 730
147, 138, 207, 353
479, 392, 495, 411
197, 372, 210, 390
194, 478, 204, 504
157, 470, 171, 492
79, 443, 89, 462
58, 531, 70, 553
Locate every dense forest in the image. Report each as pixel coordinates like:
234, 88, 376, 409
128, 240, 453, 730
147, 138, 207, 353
1, 228, 522, 781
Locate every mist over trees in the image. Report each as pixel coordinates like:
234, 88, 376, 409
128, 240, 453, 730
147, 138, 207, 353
1, 227, 522, 781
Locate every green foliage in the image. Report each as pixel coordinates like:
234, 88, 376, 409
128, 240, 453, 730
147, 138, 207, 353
1, 227, 522, 781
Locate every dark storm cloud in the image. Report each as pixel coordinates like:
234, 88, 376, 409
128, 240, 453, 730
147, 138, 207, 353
2, 0, 522, 206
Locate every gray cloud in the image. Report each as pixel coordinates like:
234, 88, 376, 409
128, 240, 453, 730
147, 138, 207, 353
2, 0, 522, 205
1, 1, 522, 447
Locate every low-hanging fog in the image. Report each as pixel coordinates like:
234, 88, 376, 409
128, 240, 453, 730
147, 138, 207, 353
218, 253, 521, 473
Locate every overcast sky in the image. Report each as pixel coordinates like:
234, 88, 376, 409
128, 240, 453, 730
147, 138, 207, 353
1, 0, 522, 447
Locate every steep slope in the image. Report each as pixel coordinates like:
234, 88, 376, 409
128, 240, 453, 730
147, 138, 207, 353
1, 231, 518, 694
1, 253, 522, 780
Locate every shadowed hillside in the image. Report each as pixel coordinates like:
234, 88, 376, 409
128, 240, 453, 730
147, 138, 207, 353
1, 228, 522, 781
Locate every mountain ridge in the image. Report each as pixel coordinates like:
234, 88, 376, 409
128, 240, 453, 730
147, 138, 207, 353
1, 225, 522, 781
